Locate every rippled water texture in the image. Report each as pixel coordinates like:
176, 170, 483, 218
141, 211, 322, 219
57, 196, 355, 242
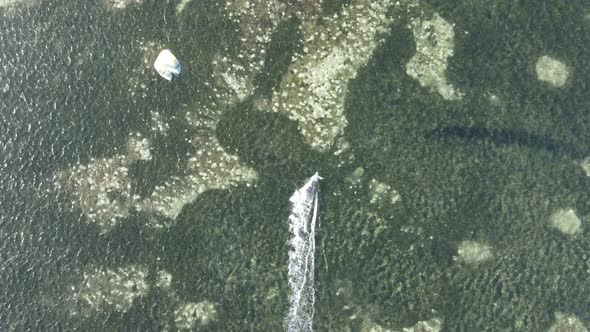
1, 0, 590, 331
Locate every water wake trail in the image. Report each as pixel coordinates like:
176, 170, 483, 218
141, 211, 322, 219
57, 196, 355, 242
286, 173, 322, 332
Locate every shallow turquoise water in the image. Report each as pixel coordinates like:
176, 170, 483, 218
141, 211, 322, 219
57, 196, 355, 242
1, 0, 590, 331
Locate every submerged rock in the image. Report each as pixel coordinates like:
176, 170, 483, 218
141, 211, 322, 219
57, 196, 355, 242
550, 208, 581, 235
136, 133, 258, 221
0, 0, 32, 8
103, 0, 142, 10
455, 241, 493, 264
174, 301, 217, 330
68, 265, 149, 317
271, 0, 400, 151
401, 318, 442, 332
126, 134, 152, 162
53, 154, 134, 232
406, 13, 464, 101
0, 0, 39, 14
369, 179, 401, 206
53, 134, 155, 232
548, 312, 588, 332
155, 270, 172, 290
535, 55, 569, 88
345, 167, 365, 187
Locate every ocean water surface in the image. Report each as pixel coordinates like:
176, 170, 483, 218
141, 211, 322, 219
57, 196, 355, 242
1, 0, 590, 331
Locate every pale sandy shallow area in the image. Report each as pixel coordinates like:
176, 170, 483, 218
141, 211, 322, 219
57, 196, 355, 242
0, 0, 39, 11
406, 12, 464, 101
65, 266, 217, 329
550, 208, 582, 235
103, 0, 142, 10
535, 55, 569, 88
0, 0, 23, 7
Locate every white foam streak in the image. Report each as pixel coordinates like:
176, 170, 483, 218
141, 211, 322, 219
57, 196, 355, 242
286, 173, 322, 332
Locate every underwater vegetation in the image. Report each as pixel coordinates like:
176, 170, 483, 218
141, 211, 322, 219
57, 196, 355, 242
425, 126, 588, 160
341, 1, 590, 330
1, 0, 590, 331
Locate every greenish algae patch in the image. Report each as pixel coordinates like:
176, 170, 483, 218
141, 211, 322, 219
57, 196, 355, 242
340, 1, 590, 330
253, 16, 302, 99
7, 0, 590, 331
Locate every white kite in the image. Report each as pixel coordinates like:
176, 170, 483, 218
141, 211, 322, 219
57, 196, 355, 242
154, 49, 181, 81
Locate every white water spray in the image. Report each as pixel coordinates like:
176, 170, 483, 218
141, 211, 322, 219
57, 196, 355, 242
286, 173, 322, 332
